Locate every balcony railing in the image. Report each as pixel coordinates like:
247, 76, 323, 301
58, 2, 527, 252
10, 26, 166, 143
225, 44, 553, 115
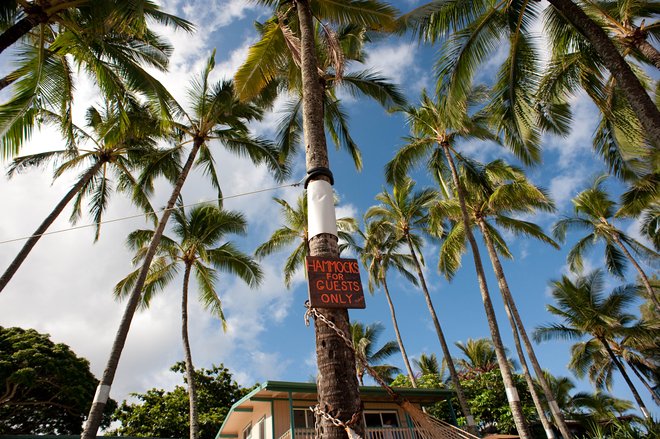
279, 427, 423, 439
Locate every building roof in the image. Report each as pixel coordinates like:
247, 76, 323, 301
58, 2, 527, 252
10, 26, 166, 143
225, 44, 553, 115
217, 381, 455, 439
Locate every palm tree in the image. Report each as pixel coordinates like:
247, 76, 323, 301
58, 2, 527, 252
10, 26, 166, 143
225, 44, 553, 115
0, 98, 171, 293
414, 353, 444, 378
0, 0, 193, 159
539, 5, 656, 181
430, 158, 572, 438
116, 203, 262, 439
365, 180, 479, 435
235, 6, 405, 171
399, 0, 660, 148
534, 269, 653, 419
237, 3, 399, 434
454, 338, 502, 379
388, 90, 533, 438
81, 54, 285, 439
350, 321, 401, 385
351, 220, 418, 386
553, 176, 659, 309
255, 193, 357, 287
617, 172, 659, 251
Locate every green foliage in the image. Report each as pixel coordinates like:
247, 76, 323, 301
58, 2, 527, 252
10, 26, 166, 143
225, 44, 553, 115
0, 326, 116, 434
110, 363, 253, 439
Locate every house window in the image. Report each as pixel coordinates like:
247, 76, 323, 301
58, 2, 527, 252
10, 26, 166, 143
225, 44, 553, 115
256, 417, 266, 439
364, 411, 400, 428
293, 408, 315, 429
243, 423, 252, 439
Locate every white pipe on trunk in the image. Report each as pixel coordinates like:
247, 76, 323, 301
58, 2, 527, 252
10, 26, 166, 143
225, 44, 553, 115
307, 180, 337, 239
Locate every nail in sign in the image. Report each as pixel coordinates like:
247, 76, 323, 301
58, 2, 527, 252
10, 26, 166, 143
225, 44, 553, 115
306, 256, 365, 309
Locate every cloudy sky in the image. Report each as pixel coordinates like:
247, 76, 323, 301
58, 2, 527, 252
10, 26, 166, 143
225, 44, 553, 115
0, 0, 657, 421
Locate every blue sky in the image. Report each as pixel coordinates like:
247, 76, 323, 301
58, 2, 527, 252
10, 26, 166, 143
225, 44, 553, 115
0, 0, 657, 421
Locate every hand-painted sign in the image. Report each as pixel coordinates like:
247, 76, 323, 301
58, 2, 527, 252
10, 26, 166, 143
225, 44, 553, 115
306, 256, 365, 309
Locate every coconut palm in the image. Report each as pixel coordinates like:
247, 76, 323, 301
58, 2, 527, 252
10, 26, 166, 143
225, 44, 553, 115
254, 193, 357, 287
539, 5, 656, 181
0, 98, 172, 293
430, 158, 571, 438
351, 220, 418, 386
534, 270, 652, 419
553, 176, 659, 309
617, 172, 659, 251
454, 338, 502, 378
115, 203, 262, 439
235, 5, 405, 170
0, 0, 193, 159
238, 3, 400, 435
414, 353, 443, 378
350, 321, 401, 385
81, 54, 285, 439
388, 90, 534, 438
399, 0, 660, 148
365, 180, 479, 435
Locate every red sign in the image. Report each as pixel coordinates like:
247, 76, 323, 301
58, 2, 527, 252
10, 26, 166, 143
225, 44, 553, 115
306, 256, 365, 309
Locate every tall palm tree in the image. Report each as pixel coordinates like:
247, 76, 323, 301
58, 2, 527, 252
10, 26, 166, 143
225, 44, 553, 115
0, 0, 193, 159
454, 338, 502, 379
388, 91, 533, 438
365, 180, 479, 435
534, 269, 652, 419
237, 3, 399, 435
0, 98, 172, 293
350, 321, 401, 385
81, 54, 285, 439
430, 158, 572, 438
553, 176, 659, 309
399, 0, 660, 148
255, 193, 357, 287
115, 204, 262, 439
414, 353, 444, 378
351, 220, 418, 386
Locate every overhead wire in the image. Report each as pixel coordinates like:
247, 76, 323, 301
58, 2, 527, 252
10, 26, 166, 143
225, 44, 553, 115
0, 177, 305, 245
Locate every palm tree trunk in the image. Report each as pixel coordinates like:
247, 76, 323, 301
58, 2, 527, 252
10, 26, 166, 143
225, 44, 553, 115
477, 221, 572, 439
599, 338, 651, 419
0, 16, 42, 56
404, 234, 478, 435
182, 263, 200, 439
0, 160, 104, 293
632, 36, 660, 70
81, 138, 204, 439
440, 142, 532, 439
611, 233, 659, 309
0, 73, 17, 91
545, 0, 660, 148
295, 2, 362, 438
381, 276, 417, 387
626, 359, 660, 406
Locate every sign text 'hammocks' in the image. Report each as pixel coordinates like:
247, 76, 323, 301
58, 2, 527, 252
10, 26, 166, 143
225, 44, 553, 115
306, 256, 365, 309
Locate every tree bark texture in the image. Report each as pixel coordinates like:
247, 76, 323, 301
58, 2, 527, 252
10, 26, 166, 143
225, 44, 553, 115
381, 276, 417, 387
404, 234, 478, 435
81, 139, 203, 439
600, 338, 651, 419
182, 264, 200, 439
0, 16, 42, 56
478, 221, 573, 439
440, 143, 532, 439
0, 160, 104, 294
295, 2, 363, 439
612, 233, 660, 310
546, 0, 660, 148
626, 360, 660, 406
632, 37, 660, 70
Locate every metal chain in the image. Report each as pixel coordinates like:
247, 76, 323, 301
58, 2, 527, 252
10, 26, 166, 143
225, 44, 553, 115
304, 301, 399, 401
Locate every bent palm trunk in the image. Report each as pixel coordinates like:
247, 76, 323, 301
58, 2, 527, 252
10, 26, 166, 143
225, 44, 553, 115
382, 276, 417, 387
478, 221, 572, 439
182, 264, 200, 439
81, 138, 204, 439
440, 142, 531, 439
405, 235, 478, 435
611, 233, 659, 310
626, 359, 660, 406
0, 160, 104, 293
545, 0, 660, 147
295, 2, 362, 438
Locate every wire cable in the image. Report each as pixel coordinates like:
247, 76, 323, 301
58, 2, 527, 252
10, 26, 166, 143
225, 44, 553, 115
0, 177, 305, 245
